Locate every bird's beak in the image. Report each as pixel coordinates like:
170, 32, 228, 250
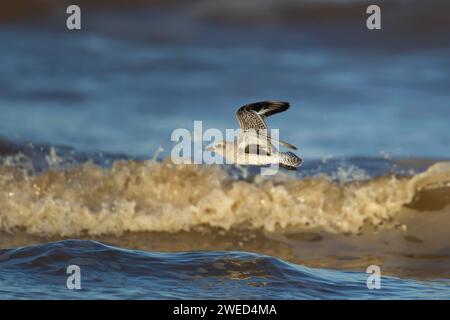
205, 146, 214, 152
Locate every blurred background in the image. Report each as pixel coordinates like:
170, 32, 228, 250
1, 0, 449, 160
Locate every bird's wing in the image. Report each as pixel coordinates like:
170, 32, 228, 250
236, 101, 290, 131
237, 130, 273, 155
244, 144, 271, 156
251, 132, 297, 151
236, 101, 297, 151
236, 101, 296, 154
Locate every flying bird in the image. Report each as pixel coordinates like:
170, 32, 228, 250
207, 101, 303, 170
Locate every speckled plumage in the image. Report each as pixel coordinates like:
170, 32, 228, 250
210, 101, 303, 170
236, 101, 290, 132
236, 101, 302, 170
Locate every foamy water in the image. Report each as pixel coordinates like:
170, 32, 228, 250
1, 153, 450, 237
1, 146, 449, 284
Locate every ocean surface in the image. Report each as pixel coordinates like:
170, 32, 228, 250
0, 0, 449, 299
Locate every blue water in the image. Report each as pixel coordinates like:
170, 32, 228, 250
0, 22, 449, 159
0, 240, 448, 300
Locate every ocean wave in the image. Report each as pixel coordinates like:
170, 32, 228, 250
0, 152, 449, 237
0, 240, 448, 299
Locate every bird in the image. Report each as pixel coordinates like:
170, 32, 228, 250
207, 101, 303, 170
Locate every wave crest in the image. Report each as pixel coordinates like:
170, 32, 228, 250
0, 160, 449, 236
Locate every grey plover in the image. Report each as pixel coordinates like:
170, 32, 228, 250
207, 101, 303, 170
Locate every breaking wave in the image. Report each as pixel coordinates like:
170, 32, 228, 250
1, 151, 449, 237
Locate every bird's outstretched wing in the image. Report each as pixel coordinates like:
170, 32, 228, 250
236, 101, 289, 131
236, 101, 297, 151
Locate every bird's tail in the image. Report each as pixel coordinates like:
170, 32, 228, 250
279, 151, 303, 170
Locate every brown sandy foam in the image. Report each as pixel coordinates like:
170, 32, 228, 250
0, 158, 449, 237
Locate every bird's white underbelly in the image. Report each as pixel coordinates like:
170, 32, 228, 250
234, 153, 280, 165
